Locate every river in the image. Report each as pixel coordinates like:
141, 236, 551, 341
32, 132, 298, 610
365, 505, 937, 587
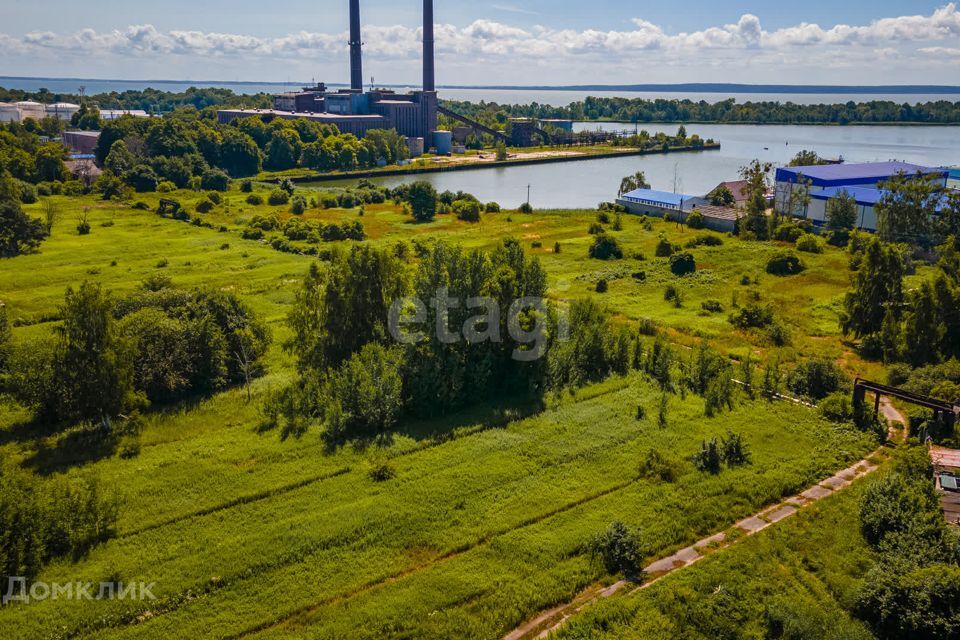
311, 123, 960, 210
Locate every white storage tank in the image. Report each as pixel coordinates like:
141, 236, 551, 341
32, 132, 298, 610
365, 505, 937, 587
47, 102, 81, 121
15, 101, 46, 122
0, 103, 19, 122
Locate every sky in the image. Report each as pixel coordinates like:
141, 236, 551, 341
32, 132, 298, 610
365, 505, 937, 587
1, 1, 959, 85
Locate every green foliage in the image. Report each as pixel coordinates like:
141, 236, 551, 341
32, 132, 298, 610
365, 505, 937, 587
787, 358, 848, 401
618, 171, 650, 197
729, 303, 774, 329
0, 173, 47, 257
819, 392, 854, 423
669, 251, 696, 276
595, 279, 608, 293
685, 234, 723, 248
267, 189, 289, 206
637, 449, 682, 483
406, 181, 438, 222
200, 168, 230, 192
795, 233, 824, 254
589, 521, 644, 580
289, 194, 307, 216
104, 139, 135, 175
547, 299, 630, 391
589, 233, 624, 260
685, 211, 705, 229
693, 438, 723, 474
708, 185, 735, 207
766, 251, 805, 276
841, 238, 906, 338
246, 194, 263, 206
827, 189, 859, 233
452, 198, 481, 222
876, 172, 945, 248
654, 234, 675, 257
0, 466, 119, 582
519, 202, 534, 214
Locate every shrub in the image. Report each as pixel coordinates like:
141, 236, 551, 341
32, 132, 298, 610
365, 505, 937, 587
766, 251, 806, 276
157, 180, 176, 193
773, 222, 804, 243
484, 202, 501, 213
693, 438, 722, 474
686, 211, 705, 229
701, 300, 724, 314
518, 202, 533, 214
452, 199, 481, 222
267, 189, 290, 206
290, 195, 307, 215
367, 460, 397, 482
240, 179, 254, 193
595, 279, 609, 293
685, 234, 723, 248
246, 194, 264, 205
637, 449, 682, 483
206, 191, 222, 205
320, 193, 339, 209
669, 252, 696, 276
787, 358, 848, 400
589, 233, 623, 260
195, 200, 214, 214
796, 233, 824, 254
819, 392, 854, 423
588, 222, 605, 235
720, 432, 750, 466
200, 168, 230, 192
589, 521, 644, 580
554, 242, 561, 254
729, 303, 774, 329
654, 234, 675, 257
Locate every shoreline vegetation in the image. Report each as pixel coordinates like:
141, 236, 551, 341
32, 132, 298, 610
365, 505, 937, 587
2, 85, 960, 126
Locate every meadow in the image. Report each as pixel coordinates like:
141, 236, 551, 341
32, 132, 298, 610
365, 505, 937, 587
0, 183, 885, 638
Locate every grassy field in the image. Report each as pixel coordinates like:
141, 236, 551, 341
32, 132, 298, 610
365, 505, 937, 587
0, 184, 884, 638
554, 477, 878, 640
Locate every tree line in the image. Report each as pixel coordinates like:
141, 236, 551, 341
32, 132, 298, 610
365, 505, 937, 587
442, 97, 960, 125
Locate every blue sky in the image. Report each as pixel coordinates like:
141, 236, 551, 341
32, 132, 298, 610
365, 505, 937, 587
1, 1, 958, 84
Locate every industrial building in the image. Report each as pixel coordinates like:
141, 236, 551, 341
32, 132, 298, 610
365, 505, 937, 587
219, 0, 440, 151
616, 188, 737, 232
775, 161, 949, 231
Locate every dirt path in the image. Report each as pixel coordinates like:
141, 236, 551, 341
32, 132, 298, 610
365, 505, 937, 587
504, 398, 907, 640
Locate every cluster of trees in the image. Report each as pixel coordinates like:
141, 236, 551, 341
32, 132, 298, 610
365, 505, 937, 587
842, 236, 960, 369
854, 445, 960, 639
0, 172, 48, 257
0, 86, 272, 113
89, 109, 410, 198
441, 97, 960, 125
390, 182, 498, 223
875, 172, 960, 249
0, 120, 71, 188
1, 465, 119, 584
6, 281, 270, 426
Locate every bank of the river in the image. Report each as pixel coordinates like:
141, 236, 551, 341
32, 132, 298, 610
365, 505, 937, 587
266, 143, 720, 184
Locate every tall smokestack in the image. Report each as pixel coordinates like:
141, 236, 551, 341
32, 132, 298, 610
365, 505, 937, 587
349, 0, 363, 92
423, 0, 435, 92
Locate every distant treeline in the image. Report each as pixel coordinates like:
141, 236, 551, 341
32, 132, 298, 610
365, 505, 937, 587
0, 86, 271, 111
442, 97, 960, 125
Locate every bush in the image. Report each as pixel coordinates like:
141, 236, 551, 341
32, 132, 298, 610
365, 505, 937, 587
693, 438, 722, 474
589, 521, 644, 580
484, 202, 501, 213
320, 193, 339, 209
819, 392, 854, 423
669, 252, 696, 276
195, 200, 214, 214
595, 279, 608, 293
157, 180, 176, 193
124, 165, 159, 193
246, 194, 264, 205
701, 300, 724, 314
729, 303, 774, 329
240, 179, 254, 193
588, 222, 605, 235
267, 189, 290, 206
200, 168, 230, 192
773, 222, 804, 243
518, 202, 533, 214
452, 199, 481, 222
766, 251, 806, 276
787, 358, 848, 400
720, 432, 750, 466
637, 449, 682, 483
290, 195, 307, 215
589, 233, 624, 260
685, 234, 723, 248
654, 234, 675, 257
796, 233, 824, 253
686, 211, 705, 229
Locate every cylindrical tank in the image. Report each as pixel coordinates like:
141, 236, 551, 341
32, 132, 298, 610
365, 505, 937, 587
0, 103, 19, 122
47, 102, 81, 121
433, 130, 452, 155
15, 101, 46, 122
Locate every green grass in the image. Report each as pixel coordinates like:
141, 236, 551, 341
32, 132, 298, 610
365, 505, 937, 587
554, 478, 878, 640
0, 186, 885, 639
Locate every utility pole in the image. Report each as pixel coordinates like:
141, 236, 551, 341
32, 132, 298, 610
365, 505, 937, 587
526, 184, 531, 206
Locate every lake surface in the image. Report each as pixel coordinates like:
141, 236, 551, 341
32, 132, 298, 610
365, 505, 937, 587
315, 124, 960, 210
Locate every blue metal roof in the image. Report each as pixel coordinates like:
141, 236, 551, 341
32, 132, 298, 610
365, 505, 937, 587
621, 188, 688, 207
810, 186, 884, 206
776, 162, 944, 188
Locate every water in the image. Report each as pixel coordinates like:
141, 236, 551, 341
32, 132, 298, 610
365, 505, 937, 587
314, 124, 960, 209
2, 77, 958, 107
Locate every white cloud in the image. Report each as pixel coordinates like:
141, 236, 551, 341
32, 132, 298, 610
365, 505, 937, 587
0, 4, 958, 81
